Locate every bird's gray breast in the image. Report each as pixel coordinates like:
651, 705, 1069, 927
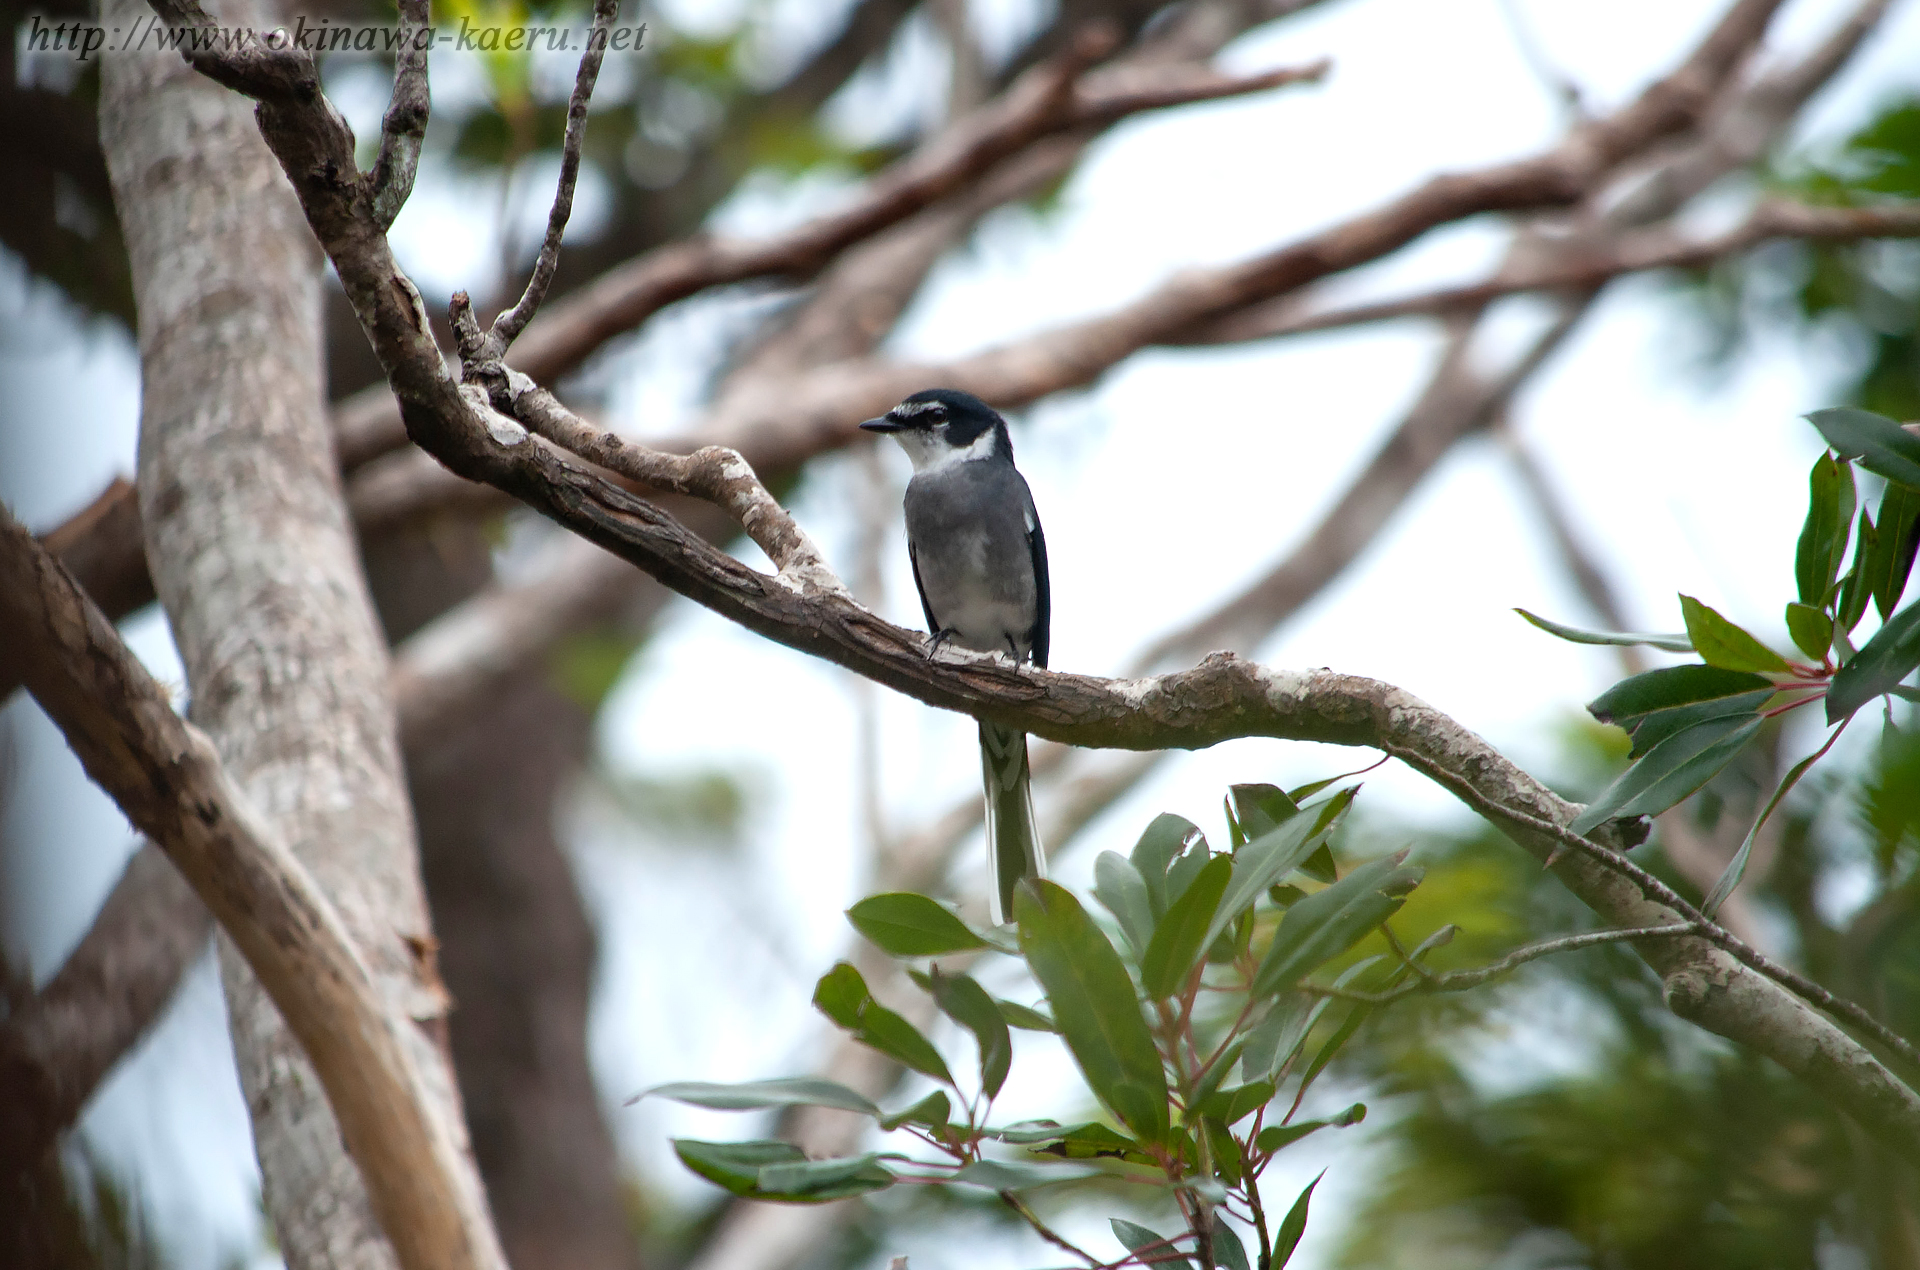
903, 461, 1039, 658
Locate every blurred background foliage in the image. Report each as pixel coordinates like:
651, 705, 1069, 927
7, 0, 1920, 1266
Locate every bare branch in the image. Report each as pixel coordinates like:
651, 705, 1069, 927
367, 0, 430, 232
1187, 198, 1920, 346
0, 508, 504, 1270
0, 843, 211, 1166
331, 45, 1330, 468
1307, 923, 1704, 1004
485, 0, 620, 352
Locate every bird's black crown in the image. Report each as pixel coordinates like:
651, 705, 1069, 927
868, 387, 1013, 458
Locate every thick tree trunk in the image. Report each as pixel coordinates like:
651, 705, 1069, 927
367, 523, 641, 1270
97, 3, 498, 1266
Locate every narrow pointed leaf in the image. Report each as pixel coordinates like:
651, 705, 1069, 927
995, 998, 1057, 1032
911, 968, 1012, 1098
1828, 602, 1920, 722
948, 1159, 1101, 1189
1870, 482, 1920, 619
1568, 714, 1765, 835
1111, 1220, 1193, 1270
1141, 854, 1232, 999
1197, 1080, 1275, 1125
1785, 601, 1834, 660
1203, 789, 1354, 953
1132, 813, 1201, 915
1228, 783, 1301, 841
878, 1090, 951, 1131
1797, 451, 1856, 605
1589, 664, 1773, 728
1015, 880, 1170, 1143
812, 962, 953, 1086
847, 893, 989, 956
1679, 595, 1791, 673
1272, 1172, 1325, 1268
1164, 841, 1211, 909
1241, 995, 1327, 1082
1515, 607, 1693, 652
1254, 1103, 1367, 1153
1703, 725, 1844, 919
1212, 1213, 1251, 1270
1840, 514, 1877, 633
673, 1139, 894, 1203
1251, 855, 1422, 996
1093, 851, 1156, 953
1809, 406, 1920, 490
1032, 1122, 1156, 1164
641, 1078, 879, 1116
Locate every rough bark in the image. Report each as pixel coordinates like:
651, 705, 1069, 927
95, 2, 500, 1266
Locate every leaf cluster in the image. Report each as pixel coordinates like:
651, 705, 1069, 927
1525, 407, 1920, 915
641, 776, 1437, 1269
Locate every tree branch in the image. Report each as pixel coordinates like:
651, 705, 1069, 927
0, 507, 503, 1270
0, 843, 212, 1168
367, 0, 430, 232
1308, 923, 1704, 1004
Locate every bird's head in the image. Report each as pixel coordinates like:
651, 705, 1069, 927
860, 388, 1012, 472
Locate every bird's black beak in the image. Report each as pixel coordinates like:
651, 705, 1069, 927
859, 415, 904, 433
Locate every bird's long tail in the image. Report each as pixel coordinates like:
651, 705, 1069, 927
979, 720, 1045, 925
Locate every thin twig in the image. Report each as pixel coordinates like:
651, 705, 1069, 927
488, 0, 621, 353
1001, 1191, 1101, 1268
1303, 923, 1703, 1004
367, 0, 431, 231
1409, 753, 1920, 1074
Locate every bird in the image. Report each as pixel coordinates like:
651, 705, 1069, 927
861, 388, 1049, 925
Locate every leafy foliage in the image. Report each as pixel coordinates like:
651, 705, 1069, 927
644, 775, 1420, 1268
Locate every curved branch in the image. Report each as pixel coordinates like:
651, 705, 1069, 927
0, 508, 504, 1270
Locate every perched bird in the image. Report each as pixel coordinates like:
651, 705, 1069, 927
861, 388, 1049, 924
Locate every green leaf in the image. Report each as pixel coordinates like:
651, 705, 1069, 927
1829, 602, 1920, 723
1132, 813, 1201, 916
1568, 714, 1765, 835
995, 999, 1057, 1032
1808, 406, 1920, 490
947, 1159, 1101, 1190
1240, 995, 1325, 1082
1227, 783, 1301, 842
1588, 664, 1773, 728
672, 1139, 894, 1203
878, 1090, 951, 1131
1140, 854, 1233, 1000
1196, 1080, 1275, 1126
1679, 595, 1792, 673
1251, 854, 1422, 996
1796, 451, 1857, 606
1212, 1213, 1251, 1270
1272, 1172, 1325, 1268
811, 962, 954, 1086
846, 893, 989, 956
1203, 789, 1355, 954
1253, 1103, 1367, 1153
1703, 729, 1841, 920
640, 1078, 879, 1116
910, 968, 1011, 1099
757, 1153, 891, 1197
1840, 513, 1878, 633
1030, 1122, 1155, 1164
1111, 1220, 1193, 1270
981, 1119, 1080, 1144
1015, 880, 1170, 1143
1164, 842, 1211, 909
1786, 601, 1835, 660
1092, 851, 1156, 953
1870, 482, 1920, 620
1515, 607, 1693, 652
1297, 843, 1338, 885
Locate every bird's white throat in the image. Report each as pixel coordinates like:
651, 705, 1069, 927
891, 426, 999, 473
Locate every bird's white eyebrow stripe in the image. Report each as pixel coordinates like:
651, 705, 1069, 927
892, 400, 943, 418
